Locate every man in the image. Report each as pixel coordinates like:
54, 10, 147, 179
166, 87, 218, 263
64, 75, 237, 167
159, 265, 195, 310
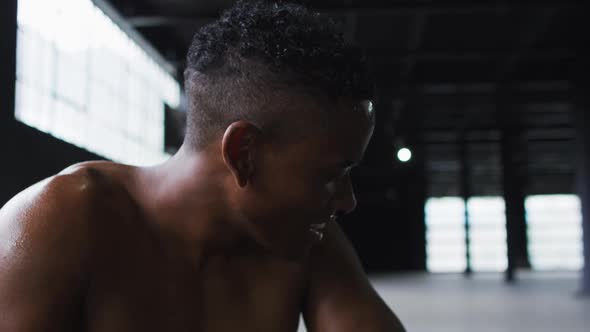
0, 1, 406, 331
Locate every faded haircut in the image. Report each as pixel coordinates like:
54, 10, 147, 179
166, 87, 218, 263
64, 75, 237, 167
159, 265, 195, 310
183, 0, 373, 150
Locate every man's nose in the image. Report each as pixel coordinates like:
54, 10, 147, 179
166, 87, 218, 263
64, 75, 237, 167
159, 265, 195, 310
333, 176, 357, 215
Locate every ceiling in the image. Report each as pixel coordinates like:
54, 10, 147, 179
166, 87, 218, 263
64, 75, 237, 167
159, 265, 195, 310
103, 0, 589, 197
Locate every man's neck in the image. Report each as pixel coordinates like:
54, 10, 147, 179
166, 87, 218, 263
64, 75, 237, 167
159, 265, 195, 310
130, 145, 262, 263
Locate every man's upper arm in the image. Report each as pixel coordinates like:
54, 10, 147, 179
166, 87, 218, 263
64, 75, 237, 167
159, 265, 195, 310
0, 174, 92, 331
303, 223, 406, 332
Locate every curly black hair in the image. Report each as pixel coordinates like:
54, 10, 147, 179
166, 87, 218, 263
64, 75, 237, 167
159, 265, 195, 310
183, 0, 373, 150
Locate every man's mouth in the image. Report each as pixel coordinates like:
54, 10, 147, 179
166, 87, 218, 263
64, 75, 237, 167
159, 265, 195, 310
309, 214, 337, 241
309, 223, 326, 241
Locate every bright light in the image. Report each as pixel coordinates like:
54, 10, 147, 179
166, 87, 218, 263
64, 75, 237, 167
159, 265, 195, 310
425, 197, 467, 272
397, 148, 412, 162
526, 194, 583, 271
15, 0, 180, 166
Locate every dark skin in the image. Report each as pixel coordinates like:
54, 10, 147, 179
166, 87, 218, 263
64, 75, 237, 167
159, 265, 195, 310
0, 94, 406, 332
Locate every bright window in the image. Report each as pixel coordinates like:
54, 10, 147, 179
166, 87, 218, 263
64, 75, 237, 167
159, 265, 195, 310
15, 0, 181, 166
425, 197, 467, 272
426, 194, 584, 273
467, 197, 507, 271
426, 196, 507, 273
526, 195, 584, 271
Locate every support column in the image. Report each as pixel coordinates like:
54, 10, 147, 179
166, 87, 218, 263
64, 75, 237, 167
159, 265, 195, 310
574, 60, 590, 295
0, 0, 17, 127
0, 0, 18, 206
459, 132, 473, 276
498, 92, 530, 282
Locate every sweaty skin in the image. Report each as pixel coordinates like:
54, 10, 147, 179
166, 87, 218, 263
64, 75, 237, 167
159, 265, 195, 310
0, 99, 406, 332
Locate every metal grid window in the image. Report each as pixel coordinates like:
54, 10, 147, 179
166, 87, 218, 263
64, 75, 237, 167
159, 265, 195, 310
526, 195, 584, 271
426, 195, 583, 273
426, 196, 507, 273
425, 197, 467, 273
467, 197, 508, 272
15, 0, 180, 166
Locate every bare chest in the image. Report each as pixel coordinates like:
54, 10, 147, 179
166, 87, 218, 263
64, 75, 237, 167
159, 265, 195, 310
84, 246, 308, 332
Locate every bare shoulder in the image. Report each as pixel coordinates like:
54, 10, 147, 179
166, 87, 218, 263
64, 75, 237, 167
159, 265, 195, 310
0, 163, 112, 330
5, 160, 137, 221
0, 161, 140, 257
0, 164, 103, 257
1, 162, 107, 227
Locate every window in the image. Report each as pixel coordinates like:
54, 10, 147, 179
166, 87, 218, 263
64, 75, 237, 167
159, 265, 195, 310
467, 197, 507, 271
526, 195, 584, 271
426, 196, 507, 273
15, 0, 181, 166
425, 197, 467, 272
426, 194, 584, 273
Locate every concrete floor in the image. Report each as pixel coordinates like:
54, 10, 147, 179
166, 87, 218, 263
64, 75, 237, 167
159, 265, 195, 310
299, 272, 590, 332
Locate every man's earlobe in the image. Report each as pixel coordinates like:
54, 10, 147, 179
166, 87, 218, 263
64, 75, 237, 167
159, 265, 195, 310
222, 121, 258, 187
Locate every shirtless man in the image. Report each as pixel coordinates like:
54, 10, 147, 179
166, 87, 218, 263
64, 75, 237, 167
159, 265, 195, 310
0, 1, 406, 331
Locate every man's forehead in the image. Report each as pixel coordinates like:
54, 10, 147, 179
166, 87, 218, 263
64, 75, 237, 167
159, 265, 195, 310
275, 90, 373, 117
356, 99, 375, 121
267, 93, 375, 147
310, 101, 374, 160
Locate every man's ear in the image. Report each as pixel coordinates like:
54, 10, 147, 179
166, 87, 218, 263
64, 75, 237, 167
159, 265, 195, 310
221, 121, 261, 187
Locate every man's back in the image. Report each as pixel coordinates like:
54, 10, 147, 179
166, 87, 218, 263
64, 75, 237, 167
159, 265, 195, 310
0, 163, 308, 332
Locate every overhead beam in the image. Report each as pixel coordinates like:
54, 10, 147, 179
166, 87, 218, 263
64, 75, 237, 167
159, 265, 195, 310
91, 0, 177, 74
126, 16, 213, 28
424, 125, 574, 134
425, 136, 575, 145
320, 2, 583, 17
418, 80, 571, 95
495, 6, 558, 84
121, 2, 585, 26
367, 49, 575, 61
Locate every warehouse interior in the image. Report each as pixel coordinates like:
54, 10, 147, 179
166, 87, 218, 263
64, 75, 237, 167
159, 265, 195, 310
1, 0, 589, 331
